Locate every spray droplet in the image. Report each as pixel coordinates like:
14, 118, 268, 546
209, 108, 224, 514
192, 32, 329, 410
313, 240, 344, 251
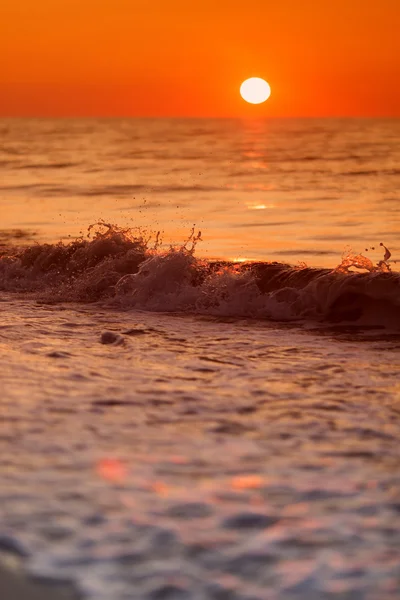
380, 242, 391, 261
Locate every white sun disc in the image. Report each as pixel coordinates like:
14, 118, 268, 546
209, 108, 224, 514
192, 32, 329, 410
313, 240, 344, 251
240, 78, 271, 104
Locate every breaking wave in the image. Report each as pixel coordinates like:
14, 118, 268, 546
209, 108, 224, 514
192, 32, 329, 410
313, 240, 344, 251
0, 222, 399, 329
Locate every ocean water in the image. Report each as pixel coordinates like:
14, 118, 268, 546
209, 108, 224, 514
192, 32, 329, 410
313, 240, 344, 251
0, 118, 400, 600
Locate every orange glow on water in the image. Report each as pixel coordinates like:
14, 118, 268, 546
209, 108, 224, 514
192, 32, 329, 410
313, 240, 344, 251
96, 458, 127, 483
169, 455, 188, 464
150, 481, 170, 496
230, 475, 265, 490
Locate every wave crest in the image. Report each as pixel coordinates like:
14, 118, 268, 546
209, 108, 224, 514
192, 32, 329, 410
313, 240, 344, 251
0, 223, 399, 328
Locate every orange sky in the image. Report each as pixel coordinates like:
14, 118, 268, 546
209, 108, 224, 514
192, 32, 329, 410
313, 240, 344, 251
0, 0, 399, 117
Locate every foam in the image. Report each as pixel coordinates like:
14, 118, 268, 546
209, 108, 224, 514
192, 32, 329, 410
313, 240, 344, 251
0, 223, 398, 329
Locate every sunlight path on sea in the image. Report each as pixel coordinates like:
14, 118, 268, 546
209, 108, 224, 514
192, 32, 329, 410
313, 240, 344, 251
1, 118, 399, 268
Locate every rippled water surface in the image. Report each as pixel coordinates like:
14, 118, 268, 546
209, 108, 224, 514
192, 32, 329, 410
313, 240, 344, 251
1, 117, 399, 265
0, 118, 399, 599
1, 300, 400, 600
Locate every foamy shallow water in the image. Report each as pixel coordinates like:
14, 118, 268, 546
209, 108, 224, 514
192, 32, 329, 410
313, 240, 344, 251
1, 296, 400, 600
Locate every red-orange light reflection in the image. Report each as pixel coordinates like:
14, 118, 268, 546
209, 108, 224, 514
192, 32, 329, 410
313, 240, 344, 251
96, 458, 127, 483
230, 475, 264, 490
150, 481, 170, 496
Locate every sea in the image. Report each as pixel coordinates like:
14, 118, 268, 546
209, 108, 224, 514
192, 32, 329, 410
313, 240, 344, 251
0, 117, 399, 600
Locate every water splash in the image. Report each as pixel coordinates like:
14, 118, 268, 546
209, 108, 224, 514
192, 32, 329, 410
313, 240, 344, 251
379, 242, 392, 262
86, 219, 161, 249
335, 243, 393, 274
0, 224, 398, 327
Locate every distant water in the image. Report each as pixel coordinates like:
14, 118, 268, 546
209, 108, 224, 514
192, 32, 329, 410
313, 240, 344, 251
0, 118, 400, 600
1, 117, 399, 266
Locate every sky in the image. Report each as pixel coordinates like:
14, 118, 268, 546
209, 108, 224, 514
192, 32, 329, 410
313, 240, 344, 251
0, 0, 399, 117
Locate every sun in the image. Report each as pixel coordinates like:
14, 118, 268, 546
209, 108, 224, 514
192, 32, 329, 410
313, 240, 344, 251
240, 78, 271, 104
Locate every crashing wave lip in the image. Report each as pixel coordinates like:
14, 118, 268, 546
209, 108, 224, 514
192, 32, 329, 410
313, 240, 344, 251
0, 225, 398, 329
199, 262, 400, 328
248, 262, 399, 321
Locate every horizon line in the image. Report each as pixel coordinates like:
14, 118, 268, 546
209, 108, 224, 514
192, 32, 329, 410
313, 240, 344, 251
1, 114, 399, 120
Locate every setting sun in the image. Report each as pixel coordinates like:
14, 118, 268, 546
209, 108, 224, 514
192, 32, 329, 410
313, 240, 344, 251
240, 78, 271, 104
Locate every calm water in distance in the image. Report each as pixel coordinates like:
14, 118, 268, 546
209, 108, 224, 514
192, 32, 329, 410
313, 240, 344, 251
1, 117, 399, 266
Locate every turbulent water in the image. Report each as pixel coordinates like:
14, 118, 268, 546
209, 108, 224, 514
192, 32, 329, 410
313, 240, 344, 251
0, 118, 400, 600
